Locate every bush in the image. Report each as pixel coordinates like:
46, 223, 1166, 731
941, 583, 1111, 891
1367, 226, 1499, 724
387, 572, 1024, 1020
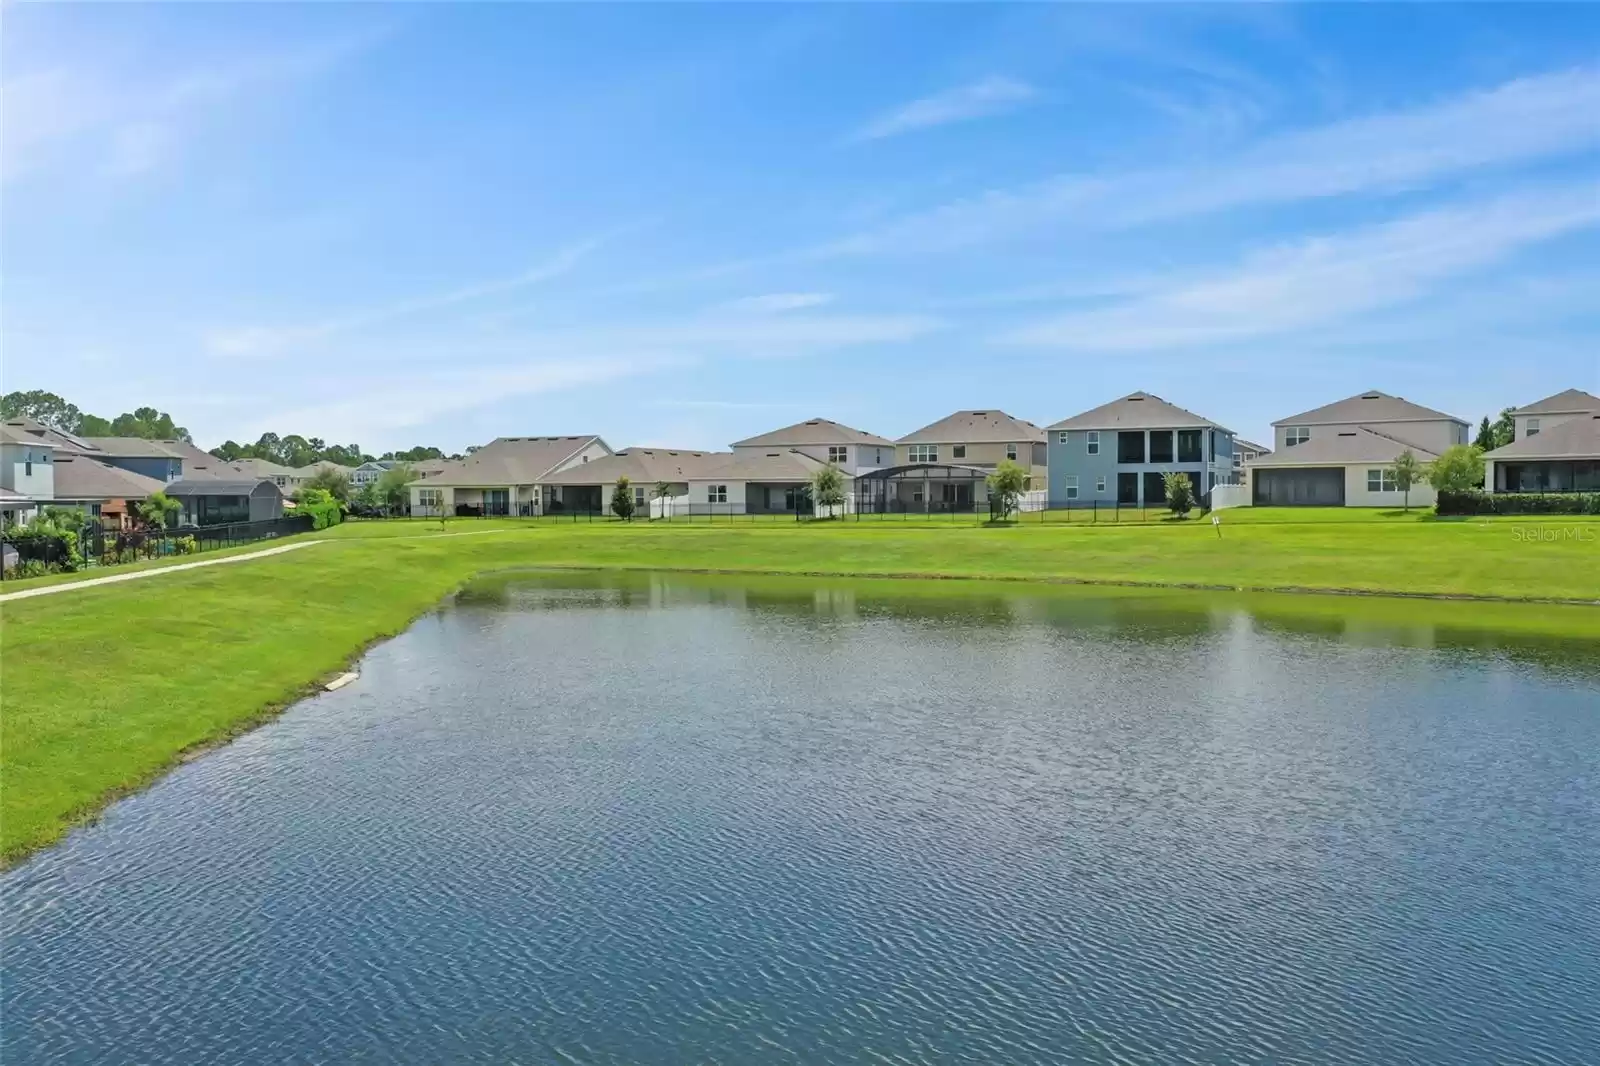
1162, 470, 1195, 517
611, 476, 636, 520
302, 499, 343, 530
175, 535, 198, 555
1427, 445, 1485, 496
2, 525, 82, 572
1436, 491, 1600, 516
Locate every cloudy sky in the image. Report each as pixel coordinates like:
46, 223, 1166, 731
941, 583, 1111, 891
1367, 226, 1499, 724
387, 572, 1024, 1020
4, 4, 1597, 452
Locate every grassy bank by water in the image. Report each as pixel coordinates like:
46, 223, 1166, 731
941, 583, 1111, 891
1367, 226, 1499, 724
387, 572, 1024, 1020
4, 515, 1598, 864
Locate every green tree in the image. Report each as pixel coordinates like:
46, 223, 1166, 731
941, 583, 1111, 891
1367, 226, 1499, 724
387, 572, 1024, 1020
652, 481, 676, 519
302, 466, 353, 503
1427, 444, 1485, 496
986, 459, 1028, 521
1472, 417, 1497, 451
810, 464, 846, 518
0, 391, 84, 432
107, 407, 191, 441
1161, 470, 1195, 517
375, 464, 415, 512
1491, 408, 1515, 448
611, 476, 636, 520
136, 490, 181, 530
1390, 449, 1424, 511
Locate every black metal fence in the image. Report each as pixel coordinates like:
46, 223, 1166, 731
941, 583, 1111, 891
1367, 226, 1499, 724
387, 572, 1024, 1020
81, 515, 316, 566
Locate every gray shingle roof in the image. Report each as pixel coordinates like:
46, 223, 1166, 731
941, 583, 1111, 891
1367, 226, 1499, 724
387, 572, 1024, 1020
421, 435, 605, 486
1047, 392, 1230, 432
1, 418, 93, 451
731, 418, 893, 448
228, 457, 297, 477
1272, 390, 1465, 427
50, 457, 166, 500
1509, 388, 1600, 417
897, 409, 1046, 445
1235, 438, 1272, 455
1484, 413, 1600, 459
542, 448, 729, 485
703, 449, 828, 482
1247, 426, 1439, 467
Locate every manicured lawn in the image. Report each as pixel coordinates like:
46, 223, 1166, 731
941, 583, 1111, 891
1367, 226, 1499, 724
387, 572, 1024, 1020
4, 516, 1598, 865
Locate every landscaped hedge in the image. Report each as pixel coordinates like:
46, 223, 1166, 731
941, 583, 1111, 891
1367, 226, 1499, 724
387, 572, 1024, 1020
1436, 490, 1600, 515
302, 500, 344, 530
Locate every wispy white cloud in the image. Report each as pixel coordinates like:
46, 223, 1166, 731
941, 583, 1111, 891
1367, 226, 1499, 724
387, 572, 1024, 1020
850, 76, 1036, 142
998, 182, 1600, 350
721, 292, 835, 313
204, 240, 604, 357
822, 65, 1600, 255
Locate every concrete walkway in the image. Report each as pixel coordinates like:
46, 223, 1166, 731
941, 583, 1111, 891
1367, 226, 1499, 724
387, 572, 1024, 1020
0, 541, 319, 603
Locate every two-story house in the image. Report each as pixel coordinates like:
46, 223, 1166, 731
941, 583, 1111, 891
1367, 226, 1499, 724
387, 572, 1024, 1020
1, 421, 57, 525
1247, 390, 1469, 506
729, 418, 894, 476
1046, 392, 1236, 508
1482, 388, 1600, 493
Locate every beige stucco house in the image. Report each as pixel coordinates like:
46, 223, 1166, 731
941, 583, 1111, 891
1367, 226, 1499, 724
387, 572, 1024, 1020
1483, 388, 1600, 493
409, 435, 612, 516
730, 418, 894, 477
1247, 390, 1469, 507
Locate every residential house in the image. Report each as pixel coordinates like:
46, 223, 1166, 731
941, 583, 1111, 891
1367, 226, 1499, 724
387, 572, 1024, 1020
229, 457, 298, 490
1483, 388, 1600, 493
409, 435, 612, 516
0, 421, 58, 525
1234, 438, 1272, 468
78, 436, 237, 482
685, 449, 830, 515
1247, 390, 1469, 506
50, 455, 165, 521
542, 446, 831, 516
895, 410, 1047, 478
1046, 392, 1237, 507
541, 448, 724, 514
163, 479, 286, 526
351, 460, 401, 488
730, 418, 894, 477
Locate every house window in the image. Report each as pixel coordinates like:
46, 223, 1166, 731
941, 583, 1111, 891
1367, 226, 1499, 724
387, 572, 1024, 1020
634, 487, 646, 505
952, 444, 966, 459
1526, 418, 1541, 437
1367, 469, 1398, 493
1117, 431, 1145, 463
1096, 476, 1106, 492
418, 488, 443, 508
1057, 431, 1070, 445
828, 446, 848, 464
1064, 475, 1079, 500
1006, 443, 1018, 461
1286, 427, 1310, 447
24, 450, 33, 476
707, 484, 728, 504
908, 445, 938, 463
1177, 429, 1203, 463
1086, 431, 1099, 454
1149, 431, 1174, 463
912, 486, 924, 503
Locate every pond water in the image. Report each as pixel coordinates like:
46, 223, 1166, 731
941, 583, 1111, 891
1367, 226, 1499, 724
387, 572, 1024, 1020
4, 573, 1599, 1065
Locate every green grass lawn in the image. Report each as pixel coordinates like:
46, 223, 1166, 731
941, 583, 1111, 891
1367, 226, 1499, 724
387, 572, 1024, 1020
4, 515, 1598, 865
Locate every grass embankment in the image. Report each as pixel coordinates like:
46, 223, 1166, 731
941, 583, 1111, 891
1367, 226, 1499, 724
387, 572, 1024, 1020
4, 514, 1598, 865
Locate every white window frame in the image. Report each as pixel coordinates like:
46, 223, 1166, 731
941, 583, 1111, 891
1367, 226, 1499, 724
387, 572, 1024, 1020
952, 444, 966, 459
707, 484, 728, 504
1286, 427, 1310, 447
1064, 475, 1079, 500
1367, 468, 1398, 493
1006, 443, 1018, 461
1056, 431, 1069, 445
1086, 431, 1099, 455
907, 444, 938, 463
418, 488, 443, 508
827, 446, 848, 464
1526, 418, 1541, 437
1095, 476, 1106, 492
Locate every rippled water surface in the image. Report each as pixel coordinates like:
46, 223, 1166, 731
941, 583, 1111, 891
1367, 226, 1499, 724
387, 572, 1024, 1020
6, 573, 1600, 1065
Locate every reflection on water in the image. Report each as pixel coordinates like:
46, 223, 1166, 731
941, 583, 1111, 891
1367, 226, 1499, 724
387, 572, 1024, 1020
5, 572, 1598, 1065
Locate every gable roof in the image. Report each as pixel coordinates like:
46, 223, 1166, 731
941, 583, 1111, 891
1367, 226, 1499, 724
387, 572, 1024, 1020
1047, 392, 1231, 432
420, 435, 605, 486
164, 478, 281, 497
542, 448, 729, 485
1247, 425, 1440, 467
1235, 438, 1272, 455
50, 456, 166, 500
1510, 388, 1600, 417
228, 457, 297, 478
702, 448, 828, 482
1484, 412, 1600, 460
1, 417, 94, 452
1273, 390, 1465, 427
897, 410, 1046, 445
731, 418, 893, 448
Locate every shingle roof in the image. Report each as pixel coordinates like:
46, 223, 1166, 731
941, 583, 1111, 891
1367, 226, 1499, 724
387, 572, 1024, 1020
1509, 388, 1600, 417
289, 460, 356, 477
420, 435, 605, 486
50, 457, 166, 500
1235, 438, 1272, 455
1484, 413, 1600, 460
228, 457, 297, 477
897, 409, 1046, 445
1247, 426, 1439, 467
1047, 392, 1230, 432
702, 449, 828, 482
731, 418, 893, 448
1, 418, 93, 451
542, 448, 729, 485
1272, 390, 1465, 427
164, 478, 281, 496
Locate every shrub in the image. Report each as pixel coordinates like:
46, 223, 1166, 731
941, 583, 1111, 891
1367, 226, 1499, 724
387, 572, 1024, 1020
986, 460, 1028, 521
1436, 491, 1600, 516
2, 525, 82, 572
1162, 470, 1195, 516
175, 535, 198, 555
611, 476, 636, 520
1427, 445, 1485, 496
810, 464, 845, 517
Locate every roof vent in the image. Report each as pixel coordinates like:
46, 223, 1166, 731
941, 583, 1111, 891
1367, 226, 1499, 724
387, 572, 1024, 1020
804, 420, 820, 426
1128, 396, 1144, 402
1338, 431, 1357, 436
1360, 392, 1382, 399
972, 410, 988, 415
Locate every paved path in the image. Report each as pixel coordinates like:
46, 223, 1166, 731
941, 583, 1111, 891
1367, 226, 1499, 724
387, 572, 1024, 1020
0, 541, 319, 603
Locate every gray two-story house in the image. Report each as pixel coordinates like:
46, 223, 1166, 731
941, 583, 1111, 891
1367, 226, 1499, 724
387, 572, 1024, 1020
1046, 392, 1236, 507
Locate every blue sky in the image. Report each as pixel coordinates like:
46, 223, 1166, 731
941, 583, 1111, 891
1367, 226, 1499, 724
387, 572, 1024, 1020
4, 4, 1598, 453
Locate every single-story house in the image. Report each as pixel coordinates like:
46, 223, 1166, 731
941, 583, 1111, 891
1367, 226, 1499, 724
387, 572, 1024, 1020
543, 447, 831, 515
1247, 390, 1468, 506
540, 448, 727, 514
409, 435, 612, 516
50, 455, 165, 519
1483, 388, 1600, 493
163, 479, 285, 526
685, 449, 829, 515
